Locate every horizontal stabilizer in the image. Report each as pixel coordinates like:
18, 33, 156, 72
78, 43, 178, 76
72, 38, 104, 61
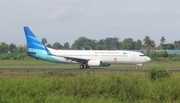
27, 52, 36, 54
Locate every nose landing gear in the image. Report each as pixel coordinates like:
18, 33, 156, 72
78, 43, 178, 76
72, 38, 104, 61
135, 66, 139, 69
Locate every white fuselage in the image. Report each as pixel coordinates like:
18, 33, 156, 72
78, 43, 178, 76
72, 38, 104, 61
48, 48, 151, 65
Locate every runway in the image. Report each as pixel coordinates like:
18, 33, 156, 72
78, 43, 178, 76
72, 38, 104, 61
0, 67, 180, 72
0, 67, 180, 77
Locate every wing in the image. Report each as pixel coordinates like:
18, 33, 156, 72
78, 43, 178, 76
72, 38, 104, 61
51, 54, 89, 64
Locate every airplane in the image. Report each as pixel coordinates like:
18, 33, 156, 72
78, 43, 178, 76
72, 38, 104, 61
23, 26, 151, 69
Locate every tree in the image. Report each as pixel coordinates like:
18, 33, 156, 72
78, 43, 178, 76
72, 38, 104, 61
52, 42, 62, 49
0, 42, 9, 53
97, 39, 104, 50
63, 42, 70, 49
88, 39, 98, 50
134, 39, 142, 49
174, 40, 180, 49
16, 44, 27, 53
9, 43, 16, 52
46, 43, 52, 48
143, 36, 151, 47
160, 36, 166, 46
143, 36, 156, 48
41, 38, 47, 46
162, 44, 175, 50
103, 37, 120, 50
121, 38, 135, 50
150, 40, 156, 47
71, 37, 97, 50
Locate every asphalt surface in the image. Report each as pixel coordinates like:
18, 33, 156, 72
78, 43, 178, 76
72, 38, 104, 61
0, 68, 180, 72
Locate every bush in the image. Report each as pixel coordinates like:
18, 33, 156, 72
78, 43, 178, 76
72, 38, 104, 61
170, 57, 180, 61
44, 70, 76, 77
148, 68, 171, 80
45, 70, 57, 76
0, 52, 35, 60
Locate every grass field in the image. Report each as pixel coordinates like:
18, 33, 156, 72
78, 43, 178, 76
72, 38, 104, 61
1, 60, 180, 102
0, 70, 180, 103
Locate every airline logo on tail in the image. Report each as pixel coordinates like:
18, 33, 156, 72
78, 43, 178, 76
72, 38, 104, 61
24, 27, 51, 54
23, 26, 61, 63
24, 27, 45, 50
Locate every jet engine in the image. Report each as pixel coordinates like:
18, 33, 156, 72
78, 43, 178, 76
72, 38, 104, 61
87, 60, 111, 67
87, 59, 102, 66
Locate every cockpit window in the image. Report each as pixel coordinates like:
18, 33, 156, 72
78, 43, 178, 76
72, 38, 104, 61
139, 55, 145, 57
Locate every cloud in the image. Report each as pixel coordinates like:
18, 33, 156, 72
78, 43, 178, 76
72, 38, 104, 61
48, 6, 84, 22
49, 7, 68, 20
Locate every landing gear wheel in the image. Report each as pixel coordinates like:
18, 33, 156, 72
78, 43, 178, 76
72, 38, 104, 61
85, 65, 90, 69
135, 66, 139, 69
79, 65, 84, 69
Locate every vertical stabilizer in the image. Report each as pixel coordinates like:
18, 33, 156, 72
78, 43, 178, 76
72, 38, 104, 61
24, 26, 46, 51
23, 26, 59, 62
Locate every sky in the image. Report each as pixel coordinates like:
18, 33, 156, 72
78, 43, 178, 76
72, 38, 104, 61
0, 0, 180, 46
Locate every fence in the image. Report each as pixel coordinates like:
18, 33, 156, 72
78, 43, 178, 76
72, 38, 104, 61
0, 68, 180, 77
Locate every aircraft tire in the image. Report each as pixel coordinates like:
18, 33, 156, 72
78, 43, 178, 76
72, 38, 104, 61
79, 65, 84, 69
135, 66, 139, 69
85, 65, 90, 69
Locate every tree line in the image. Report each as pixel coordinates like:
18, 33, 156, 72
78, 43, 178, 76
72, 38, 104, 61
1, 35, 180, 60
1, 35, 180, 53
43, 36, 180, 50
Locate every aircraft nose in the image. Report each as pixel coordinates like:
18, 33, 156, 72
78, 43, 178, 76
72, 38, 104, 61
146, 56, 151, 62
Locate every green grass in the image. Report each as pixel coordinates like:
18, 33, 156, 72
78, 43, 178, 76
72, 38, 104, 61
0, 71, 180, 103
0, 60, 78, 68
0, 60, 180, 103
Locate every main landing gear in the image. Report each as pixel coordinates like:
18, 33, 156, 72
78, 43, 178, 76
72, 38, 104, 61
135, 66, 139, 69
79, 64, 90, 69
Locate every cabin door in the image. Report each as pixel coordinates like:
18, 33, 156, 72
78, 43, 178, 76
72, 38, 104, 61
132, 54, 135, 60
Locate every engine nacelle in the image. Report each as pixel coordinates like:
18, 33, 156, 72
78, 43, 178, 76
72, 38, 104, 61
88, 59, 102, 66
136, 64, 143, 66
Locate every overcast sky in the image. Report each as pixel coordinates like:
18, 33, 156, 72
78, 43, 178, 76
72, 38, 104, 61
0, 0, 180, 46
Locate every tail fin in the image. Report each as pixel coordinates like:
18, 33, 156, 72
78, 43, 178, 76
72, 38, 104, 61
23, 26, 51, 54
24, 26, 46, 50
